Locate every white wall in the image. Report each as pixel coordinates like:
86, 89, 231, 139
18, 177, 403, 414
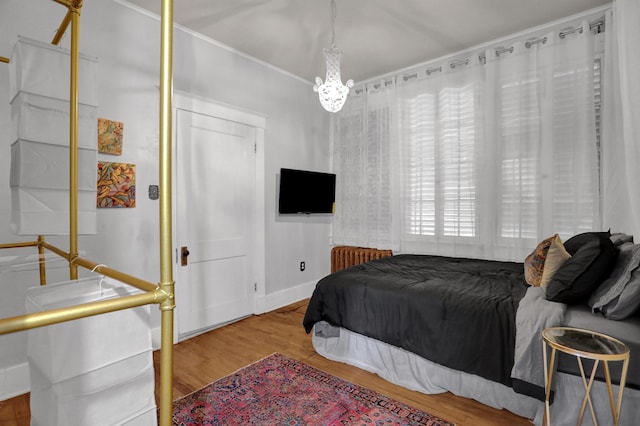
0, 0, 331, 400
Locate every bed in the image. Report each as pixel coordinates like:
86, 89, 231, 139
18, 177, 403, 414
303, 233, 640, 425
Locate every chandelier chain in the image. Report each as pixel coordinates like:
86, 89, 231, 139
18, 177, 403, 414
331, 0, 336, 45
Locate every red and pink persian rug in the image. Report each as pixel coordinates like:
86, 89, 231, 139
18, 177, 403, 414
172, 352, 454, 425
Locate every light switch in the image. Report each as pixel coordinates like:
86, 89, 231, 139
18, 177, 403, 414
149, 185, 159, 200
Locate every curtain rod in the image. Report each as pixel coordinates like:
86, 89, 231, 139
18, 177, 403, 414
525, 37, 548, 48
351, 18, 606, 95
0, 56, 9, 63
356, 5, 610, 88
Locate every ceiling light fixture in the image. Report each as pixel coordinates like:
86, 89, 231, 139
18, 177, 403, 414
313, 0, 353, 113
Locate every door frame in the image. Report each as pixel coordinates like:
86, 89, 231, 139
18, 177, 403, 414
172, 91, 266, 340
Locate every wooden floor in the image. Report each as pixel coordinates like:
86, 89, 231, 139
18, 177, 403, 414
0, 299, 532, 425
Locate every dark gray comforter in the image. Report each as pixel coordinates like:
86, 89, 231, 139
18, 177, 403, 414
303, 254, 528, 387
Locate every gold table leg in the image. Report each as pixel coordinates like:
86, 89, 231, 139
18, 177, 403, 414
576, 357, 599, 425
604, 357, 630, 426
543, 341, 557, 426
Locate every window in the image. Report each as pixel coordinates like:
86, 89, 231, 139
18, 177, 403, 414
404, 84, 477, 238
498, 58, 601, 240
332, 22, 603, 260
498, 74, 540, 239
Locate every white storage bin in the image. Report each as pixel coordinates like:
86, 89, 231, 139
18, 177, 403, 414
30, 352, 157, 426
10, 139, 96, 191
11, 187, 97, 235
121, 406, 159, 426
11, 91, 97, 147
10, 138, 98, 235
26, 276, 153, 383
11, 140, 96, 191
9, 35, 98, 106
0, 253, 75, 369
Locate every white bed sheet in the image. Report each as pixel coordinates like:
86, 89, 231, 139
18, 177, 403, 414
312, 321, 640, 426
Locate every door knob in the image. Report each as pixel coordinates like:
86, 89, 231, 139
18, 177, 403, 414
181, 246, 190, 266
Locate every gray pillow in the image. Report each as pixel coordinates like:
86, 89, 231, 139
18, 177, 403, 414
589, 242, 640, 319
610, 232, 634, 247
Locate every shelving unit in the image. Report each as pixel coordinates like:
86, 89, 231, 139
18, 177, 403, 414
0, 1, 176, 425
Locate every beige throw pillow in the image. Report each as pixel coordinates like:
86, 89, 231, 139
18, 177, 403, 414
524, 234, 571, 287
539, 235, 572, 287
524, 235, 554, 286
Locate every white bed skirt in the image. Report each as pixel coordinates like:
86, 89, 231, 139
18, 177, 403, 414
312, 322, 640, 426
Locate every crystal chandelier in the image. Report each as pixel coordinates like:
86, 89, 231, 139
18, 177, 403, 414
313, 0, 354, 113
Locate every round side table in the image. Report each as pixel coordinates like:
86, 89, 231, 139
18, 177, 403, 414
541, 326, 630, 426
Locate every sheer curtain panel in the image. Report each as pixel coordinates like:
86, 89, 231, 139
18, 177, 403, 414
397, 56, 489, 258
332, 13, 604, 261
602, 0, 640, 238
331, 81, 401, 250
487, 23, 600, 258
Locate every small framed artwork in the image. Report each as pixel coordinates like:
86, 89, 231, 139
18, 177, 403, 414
97, 161, 136, 208
97, 118, 123, 155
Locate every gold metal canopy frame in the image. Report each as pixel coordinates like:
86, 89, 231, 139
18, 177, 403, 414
0, 1, 176, 425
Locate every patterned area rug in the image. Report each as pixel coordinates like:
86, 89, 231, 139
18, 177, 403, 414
172, 353, 455, 425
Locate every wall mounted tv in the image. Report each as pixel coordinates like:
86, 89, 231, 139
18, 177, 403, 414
278, 168, 336, 214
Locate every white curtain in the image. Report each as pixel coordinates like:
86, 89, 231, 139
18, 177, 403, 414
332, 80, 402, 250
602, 0, 640, 239
332, 16, 603, 261
483, 23, 600, 259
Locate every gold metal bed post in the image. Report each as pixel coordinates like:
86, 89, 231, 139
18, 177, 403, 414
37, 235, 47, 285
51, 0, 82, 280
50, 0, 176, 422
158, 0, 176, 424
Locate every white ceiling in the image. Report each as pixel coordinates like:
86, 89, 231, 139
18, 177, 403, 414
125, 0, 610, 83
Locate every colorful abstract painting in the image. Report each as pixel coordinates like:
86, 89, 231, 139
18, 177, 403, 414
97, 162, 136, 208
97, 118, 123, 155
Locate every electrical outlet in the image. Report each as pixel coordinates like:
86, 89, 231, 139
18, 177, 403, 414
300, 261, 305, 271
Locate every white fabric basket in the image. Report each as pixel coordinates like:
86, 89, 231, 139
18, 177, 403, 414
26, 276, 156, 425
26, 276, 153, 383
9, 137, 98, 235
8, 35, 98, 236
8, 35, 98, 106
0, 254, 73, 374
30, 352, 156, 426
10, 140, 97, 191
11, 91, 97, 148
11, 187, 97, 235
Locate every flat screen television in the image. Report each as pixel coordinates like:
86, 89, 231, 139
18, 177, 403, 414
278, 168, 336, 214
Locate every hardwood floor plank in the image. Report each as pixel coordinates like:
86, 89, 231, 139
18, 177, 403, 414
159, 299, 531, 426
0, 393, 29, 426
3, 299, 532, 425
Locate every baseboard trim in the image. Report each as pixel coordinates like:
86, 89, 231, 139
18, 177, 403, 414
151, 280, 317, 349
0, 362, 30, 402
256, 280, 317, 314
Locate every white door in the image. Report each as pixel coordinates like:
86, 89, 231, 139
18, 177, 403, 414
176, 109, 256, 337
